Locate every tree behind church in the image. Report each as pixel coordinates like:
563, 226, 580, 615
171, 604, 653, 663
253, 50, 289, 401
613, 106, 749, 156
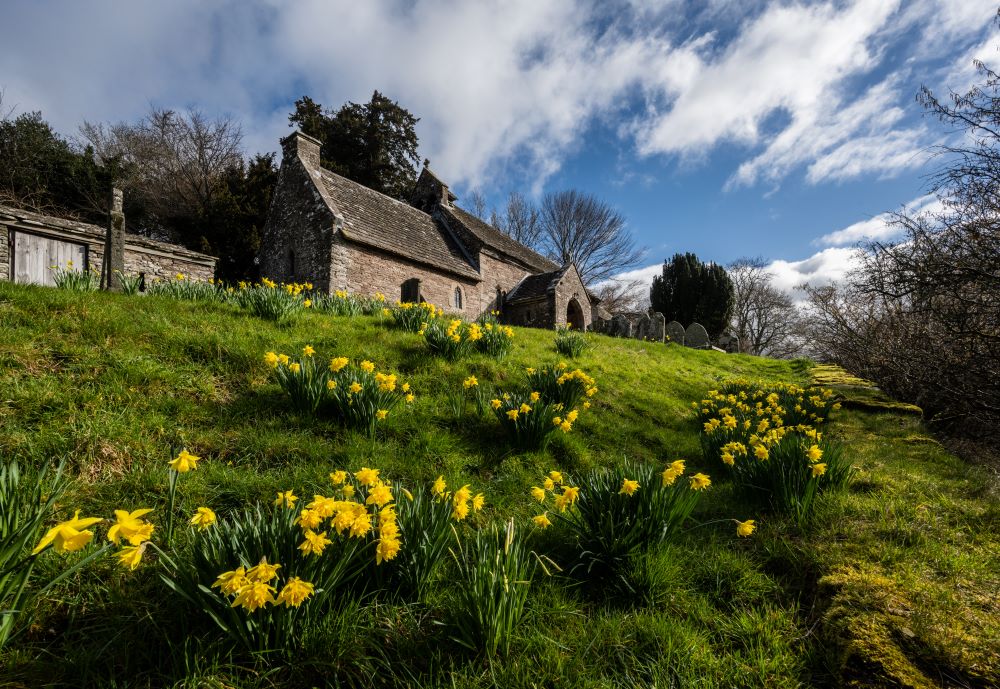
650, 252, 734, 338
289, 92, 420, 201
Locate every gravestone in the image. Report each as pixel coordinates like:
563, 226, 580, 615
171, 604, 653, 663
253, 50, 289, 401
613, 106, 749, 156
649, 312, 666, 343
716, 332, 741, 354
634, 313, 651, 340
684, 322, 710, 349
590, 318, 610, 335
610, 314, 632, 338
666, 320, 686, 345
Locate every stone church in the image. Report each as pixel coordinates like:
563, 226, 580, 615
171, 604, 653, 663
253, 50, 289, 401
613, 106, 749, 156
260, 131, 600, 329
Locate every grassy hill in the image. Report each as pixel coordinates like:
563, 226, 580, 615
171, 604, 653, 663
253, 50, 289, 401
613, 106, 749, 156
0, 282, 996, 688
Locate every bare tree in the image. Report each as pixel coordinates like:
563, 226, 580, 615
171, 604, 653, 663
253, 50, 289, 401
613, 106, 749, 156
539, 190, 645, 285
465, 188, 489, 219
728, 257, 799, 357
594, 278, 649, 314
79, 107, 243, 239
493, 191, 542, 250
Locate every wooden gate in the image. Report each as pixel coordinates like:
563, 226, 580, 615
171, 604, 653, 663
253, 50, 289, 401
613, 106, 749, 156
10, 231, 88, 286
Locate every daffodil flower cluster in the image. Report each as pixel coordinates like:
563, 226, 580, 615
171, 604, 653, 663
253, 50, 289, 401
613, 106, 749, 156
309, 288, 386, 316
528, 461, 709, 568
388, 301, 442, 332
431, 475, 486, 522
491, 391, 580, 450
231, 278, 312, 322
212, 557, 316, 612
527, 362, 598, 410
696, 380, 850, 519
474, 312, 516, 358
265, 349, 413, 433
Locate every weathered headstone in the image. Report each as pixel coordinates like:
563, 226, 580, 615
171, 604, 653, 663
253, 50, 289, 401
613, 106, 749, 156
649, 312, 666, 343
611, 314, 632, 338
666, 320, 685, 345
103, 187, 125, 291
590, 318, 610, 335
716, 332, 741, 354
634, 313, 651, 341
685, 322, 710, 349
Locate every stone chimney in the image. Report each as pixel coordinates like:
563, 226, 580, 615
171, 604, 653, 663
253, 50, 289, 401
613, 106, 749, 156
280, 130, 322, 170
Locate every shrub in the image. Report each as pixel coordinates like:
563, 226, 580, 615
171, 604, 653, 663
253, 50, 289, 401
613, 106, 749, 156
527, 363, 598, 411
491, 392, 575, 450
449, 519, 547, 657
233, 278, 309, 322
554, 327, 587, 358
387, 301, 441, 332
50, 260, 100, 292
475, 312, 516, 359
696, 380, 851, 523
529, 461, 706, 577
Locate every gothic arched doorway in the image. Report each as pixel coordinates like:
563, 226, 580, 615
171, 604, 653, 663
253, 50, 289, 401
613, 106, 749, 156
566, 298, 585, 331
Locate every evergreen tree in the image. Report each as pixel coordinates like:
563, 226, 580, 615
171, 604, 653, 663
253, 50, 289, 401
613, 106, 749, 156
288, 91, 420, 201
650, 252, 735, 337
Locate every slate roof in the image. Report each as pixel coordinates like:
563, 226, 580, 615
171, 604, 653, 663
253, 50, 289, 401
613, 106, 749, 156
319, 171, 480, 280
445, 206, 559, 273
504, 266, 567, 303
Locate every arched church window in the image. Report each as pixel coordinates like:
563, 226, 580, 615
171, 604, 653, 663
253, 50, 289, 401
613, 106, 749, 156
454, 286, 463, 310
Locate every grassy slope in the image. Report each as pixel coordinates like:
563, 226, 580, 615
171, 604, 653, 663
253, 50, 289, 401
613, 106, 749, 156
0, 282, 996, 688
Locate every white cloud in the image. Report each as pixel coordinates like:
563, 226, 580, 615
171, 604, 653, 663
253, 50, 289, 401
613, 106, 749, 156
765, 246, 861, 297
0, 0, 994, 192
816, 193, 943, 246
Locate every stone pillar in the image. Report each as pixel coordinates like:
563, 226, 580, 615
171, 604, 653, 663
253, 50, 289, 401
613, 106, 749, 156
104, 187, 125, 291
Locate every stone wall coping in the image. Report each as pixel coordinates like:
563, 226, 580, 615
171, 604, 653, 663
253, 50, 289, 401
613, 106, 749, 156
0, 204, 217, 267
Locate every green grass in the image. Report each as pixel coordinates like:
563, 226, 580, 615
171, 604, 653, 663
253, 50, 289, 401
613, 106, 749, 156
0, 282, 996, 688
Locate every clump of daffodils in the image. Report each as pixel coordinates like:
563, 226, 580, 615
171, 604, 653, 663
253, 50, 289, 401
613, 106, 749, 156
231, 278, 312, 323
388, 301, 442, 332
527, 362, 597, 410
529, 461, 708, 571
265, 349, 414, 433
695, 380, 851, 521
475, 312, 516, 358
213, 557, 316, 612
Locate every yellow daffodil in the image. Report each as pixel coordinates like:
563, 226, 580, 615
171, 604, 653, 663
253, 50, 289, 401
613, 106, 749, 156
529, 391, 540, 402
533, 513, 552, 529
189, 507, 216, 530
264, 351, 279, 368
246, 557, 281, 583
619, 479, 639, 496
355, 467, 380, 487
807, 445, 823, 462
329, 470, 347, 485
349, 382, 362, 394
452, 501, 470, 521
116, 543, 147, 571
366, 482, 394, 507
543, 477, 555, 491
811, 463, 827, 478
531, 486, 546, 502
721, 452, 735, 466
343, 484, 356, 498
472, 493, 485, 512
689, 473, 712, 491
107, 508, 154, 545
33, 511, 103, 554
274, 490, 298, 508
519, 403, 532, 414
289, 362, 301, 374
490, 398, 501, 409
232, 581, 276, 611
754, 444, 769, 461
506, 409, 519, 421
302, 344, 315, 357
360, 360, 375, 373
736, 519, 756, 537
330, 357, 349, 372
463, 376, 478, 389
168, 449, 200, 473
299, 529, 332, 556
212, 566, 249, 595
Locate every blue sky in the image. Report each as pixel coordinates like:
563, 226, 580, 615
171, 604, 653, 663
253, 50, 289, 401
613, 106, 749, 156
1, 0, 997, 292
